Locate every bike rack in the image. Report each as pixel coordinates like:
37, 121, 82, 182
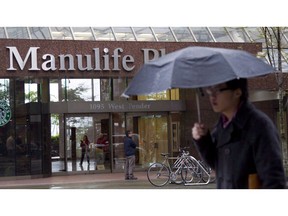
147, 150, 214, 187
183, 155, 211, 186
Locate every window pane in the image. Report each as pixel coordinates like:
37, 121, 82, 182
0, 79, 10, 102
191, 27, 213, 42
25, 82, 38, 103
280, 28, 288, 48
93, 78, 111, 101
137, 90, 170, 100
209, 27, 232, 42
50, 27, 73, 40
152, 27, 175, 41
61, 79, 92, 101
281, 49, 288, 72
92, 27, 115, 41
112, 27, 135, 41
112, 78, 126, 101
171, 27, 195, 42
29, 27, 51, 39
72, 27, 94, 40
6, 27, 29, 39
0, 27, 6, 38
137, 113, 168, 164
50, 79, 59, 102
226, 27, 251, 42
133, 27, 155, 41
245, 27, 265, 43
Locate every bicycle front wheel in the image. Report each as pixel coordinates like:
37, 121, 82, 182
147, 163, 170, 187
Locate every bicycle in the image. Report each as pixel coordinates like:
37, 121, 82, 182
147, 150, 189, 187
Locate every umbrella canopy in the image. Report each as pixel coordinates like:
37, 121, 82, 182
122, 46, 274, 97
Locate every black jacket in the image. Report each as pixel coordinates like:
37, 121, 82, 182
124, 136, 137, 157
194, 101, 286, 189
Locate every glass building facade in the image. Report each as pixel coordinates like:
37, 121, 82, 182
0, 27, 284, 178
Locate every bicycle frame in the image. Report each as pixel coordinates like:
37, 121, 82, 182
160, 153, 187, 183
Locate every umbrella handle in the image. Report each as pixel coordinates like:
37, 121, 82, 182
196, 90, 201, 123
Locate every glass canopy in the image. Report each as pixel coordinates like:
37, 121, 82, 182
0, 27, 287, 71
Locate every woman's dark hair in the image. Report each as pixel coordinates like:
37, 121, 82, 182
125, 130, 131, 137
226, 78, 248, 101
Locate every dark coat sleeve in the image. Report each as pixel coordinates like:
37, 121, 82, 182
193, 131, 217, 170
248, 111, 286, 188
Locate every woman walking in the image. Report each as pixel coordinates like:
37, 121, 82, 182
80, 134, 90, 166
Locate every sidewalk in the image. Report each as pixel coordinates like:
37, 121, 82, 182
0, 171, 216, 189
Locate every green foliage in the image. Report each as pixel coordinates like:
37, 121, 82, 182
51, 135, 59, 151
62, 85, 89, 101
25, 91, 38, 102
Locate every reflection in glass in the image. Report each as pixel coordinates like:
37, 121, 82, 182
226, 27, 251, 42
171, 27, 195, 42
62, 78, 92, 101
245, 27, 265, 43
112, 27, 136, 41
112, 113, 126, 170
93, 79, 101, 101
6, 27, 29, 39
112, 78, 127, 101
50, 27, 73, 40
72, 27, 94, 40
153, 27, 175, 41
66, 116, 93, 159
209, 27, 232, 42
50, 79, 59, 102
0, 27, 6, 38
0, 79, 10, 102
29, 27, 51, 39
280, 28, 288, 48
137, 89, 179, 100
112, 113, 168, 170
55, 78, 112, 102
25, 80, 38, 103
93, 78, 111, 101
92, 27, 115, 41
133, 27, 155, 41
137, 114, 168, 165
191, 27, 213, 42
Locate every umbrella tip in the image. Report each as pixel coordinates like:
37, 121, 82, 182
121, 93, 130, 98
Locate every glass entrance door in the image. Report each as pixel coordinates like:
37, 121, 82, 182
52, 113, 110, 173
111, 112, 168, 171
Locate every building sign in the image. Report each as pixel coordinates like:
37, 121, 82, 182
50, 100, 186, 113
0, 100, 11, 126
6, 47, 136, 72
0, 39, 262, 79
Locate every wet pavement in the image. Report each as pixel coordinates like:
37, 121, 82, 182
0, 171, 216, 189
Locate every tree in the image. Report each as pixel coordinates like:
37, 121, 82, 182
261, 27, 288, 174
25, 91, 38, 102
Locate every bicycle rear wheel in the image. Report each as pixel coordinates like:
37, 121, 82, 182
170, 167, 184, 184
147, 163, 170, 187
